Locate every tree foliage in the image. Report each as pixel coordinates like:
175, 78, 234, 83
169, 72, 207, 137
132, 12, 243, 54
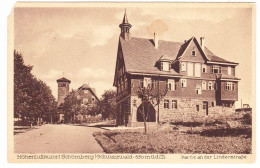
14, 50, 57, 125
99, 90, 116, 120
62, 90, 81, 123
133, 81, 168, 134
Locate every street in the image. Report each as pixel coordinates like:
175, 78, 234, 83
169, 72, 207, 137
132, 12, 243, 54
14, 124, 104, 153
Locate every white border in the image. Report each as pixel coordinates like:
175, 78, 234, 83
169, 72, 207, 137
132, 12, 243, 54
0, 0, 258, 168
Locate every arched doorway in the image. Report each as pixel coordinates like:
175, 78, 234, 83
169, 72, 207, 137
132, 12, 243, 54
137, 102, 156, 122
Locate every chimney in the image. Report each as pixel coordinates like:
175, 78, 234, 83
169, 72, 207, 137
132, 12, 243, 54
154, 32, 158, 49
200, 37, 205, 51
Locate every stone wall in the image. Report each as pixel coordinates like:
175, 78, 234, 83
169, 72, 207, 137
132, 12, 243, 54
125, 96, 235, 126
159, 97, 235, 123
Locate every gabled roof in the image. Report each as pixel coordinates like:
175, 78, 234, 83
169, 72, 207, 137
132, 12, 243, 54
157, 55, 173, 62
77, 83, 99, 100
120, 36, 182, 76
119, 36, 238, 76
176, 37, 210, 61
57, 77, 71, 83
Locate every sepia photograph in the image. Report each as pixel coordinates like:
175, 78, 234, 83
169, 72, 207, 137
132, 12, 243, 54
8, 2, 255, 163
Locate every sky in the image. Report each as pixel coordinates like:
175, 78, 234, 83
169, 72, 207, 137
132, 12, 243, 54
14, 5, 253, 107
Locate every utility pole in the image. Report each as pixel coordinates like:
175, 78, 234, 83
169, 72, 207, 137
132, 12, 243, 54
241, 99, 243, 112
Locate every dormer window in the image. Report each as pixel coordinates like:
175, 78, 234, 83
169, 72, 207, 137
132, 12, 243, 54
191, 50, 196, 56
161, 62, 170, 71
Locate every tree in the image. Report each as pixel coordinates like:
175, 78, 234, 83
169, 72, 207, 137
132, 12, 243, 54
14, 50, 57, 125
62, 90, 81, 123
133, 80, 168, 134
99, 90, 116, 120
14, 50, 34, 122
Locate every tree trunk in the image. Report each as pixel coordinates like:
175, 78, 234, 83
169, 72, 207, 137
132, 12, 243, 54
142, 103, 147, 134
157, 80, 160, 123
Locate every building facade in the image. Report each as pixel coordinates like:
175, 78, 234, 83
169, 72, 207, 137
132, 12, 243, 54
57, 77, 71, 123
74, 83, 99, 122
113, 12, 240, 127
76, 83, 99, 106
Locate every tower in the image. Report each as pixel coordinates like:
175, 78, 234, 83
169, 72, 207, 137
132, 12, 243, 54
119, 10, 132, 41
57, 77, 71, 106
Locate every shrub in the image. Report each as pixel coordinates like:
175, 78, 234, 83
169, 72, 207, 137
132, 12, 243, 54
204, 115, 228, 127
241, 113, 252, 125
171, 121, 203, 127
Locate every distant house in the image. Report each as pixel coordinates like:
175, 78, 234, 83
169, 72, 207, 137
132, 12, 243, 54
56, 78, 99, 123
75, 83, 99, 122
76, 83, 99, 106
113, 12, 240, 127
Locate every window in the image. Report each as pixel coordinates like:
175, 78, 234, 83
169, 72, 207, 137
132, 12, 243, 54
195, 63, 201, 77
202, 64, 207, 73
196, 85, 202, 95
92, 97, 95, 102
121, 80, 124, 90
161, 62, 170, 71
228, 66, 231, 75
211, 102, 214, 107
118, 83, 121, 93
172, 100, 177, 109
203, 102, 208, 109
83, 98, 88, 104
181, 62, 186, 72
211, 66, 222, 74
196, 105, 199, 112
208, 81, 214, 90
202, 81, 207, 90
225, 82, 234, 91
187, 62, 194, 76
223, 102, 233, 108
142, 77, 152, 88
191, 50, 196, 56
167, 79, 175, 91
84, 90, 88, 94
181, 79, 187, 88
164, 99, 169, 109
124, 78, 128, 90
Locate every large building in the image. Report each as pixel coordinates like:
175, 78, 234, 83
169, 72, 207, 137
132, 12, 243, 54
113, 12, 240, 127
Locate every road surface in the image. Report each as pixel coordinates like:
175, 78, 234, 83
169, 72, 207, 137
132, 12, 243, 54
14, 124, 104, 153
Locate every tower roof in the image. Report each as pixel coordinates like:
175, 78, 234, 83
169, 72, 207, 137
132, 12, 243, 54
122, 11, 129, 24
57, 77, 71, 83
119, 10, 131, 28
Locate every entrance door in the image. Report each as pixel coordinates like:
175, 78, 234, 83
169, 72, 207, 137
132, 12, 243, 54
203, 101, 209, 115
137, 102, 156, 122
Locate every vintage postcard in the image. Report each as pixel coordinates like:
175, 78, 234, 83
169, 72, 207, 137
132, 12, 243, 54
8, 2, 256, 163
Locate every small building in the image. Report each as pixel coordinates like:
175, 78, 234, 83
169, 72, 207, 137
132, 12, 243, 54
113, 12, 240, 127
75, 83, 99, 122
76, 83, 99, 106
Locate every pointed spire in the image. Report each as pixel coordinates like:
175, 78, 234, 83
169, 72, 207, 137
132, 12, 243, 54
122, 9, 129, 24
119, 9, 132, 41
